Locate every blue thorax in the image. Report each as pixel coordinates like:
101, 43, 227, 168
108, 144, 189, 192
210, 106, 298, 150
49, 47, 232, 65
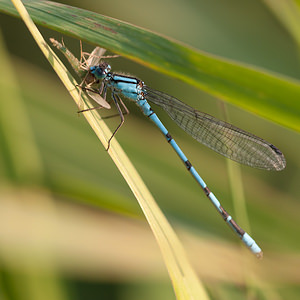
90, 62, 144, 101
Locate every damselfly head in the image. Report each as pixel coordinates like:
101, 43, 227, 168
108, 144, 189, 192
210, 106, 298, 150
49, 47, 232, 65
90, 62, 111, 80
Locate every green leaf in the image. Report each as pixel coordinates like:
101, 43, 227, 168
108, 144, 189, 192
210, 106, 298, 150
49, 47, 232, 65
1, 0, 300, 133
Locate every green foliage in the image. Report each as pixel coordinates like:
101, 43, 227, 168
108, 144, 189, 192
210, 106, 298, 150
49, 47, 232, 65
0, 1, 300, 300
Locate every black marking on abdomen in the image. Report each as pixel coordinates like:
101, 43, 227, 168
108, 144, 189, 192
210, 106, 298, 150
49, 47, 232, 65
228, 218, 245, 236
166, 132, 172, 142
184, 160, 192, 170
147, 109, 155, 117
219, 206, 229, 220
203, 187, 210, 196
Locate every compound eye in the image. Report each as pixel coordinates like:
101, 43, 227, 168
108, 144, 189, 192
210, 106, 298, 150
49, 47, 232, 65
99, 62, 111, 74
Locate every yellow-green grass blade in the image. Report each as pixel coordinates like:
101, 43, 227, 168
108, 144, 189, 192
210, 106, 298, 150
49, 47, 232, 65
0, 0, 299, 132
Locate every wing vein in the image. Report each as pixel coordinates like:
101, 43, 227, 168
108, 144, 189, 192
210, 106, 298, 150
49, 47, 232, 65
144, 86, 286, 171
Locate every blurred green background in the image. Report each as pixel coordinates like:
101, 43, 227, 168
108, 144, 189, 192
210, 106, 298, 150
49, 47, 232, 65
0, 0, 300, 299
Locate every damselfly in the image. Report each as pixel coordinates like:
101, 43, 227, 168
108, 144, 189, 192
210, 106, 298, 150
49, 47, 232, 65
52, 39, 286, 257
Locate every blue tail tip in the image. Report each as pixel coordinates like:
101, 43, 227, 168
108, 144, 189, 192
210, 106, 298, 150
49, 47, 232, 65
242, 233, 263, 259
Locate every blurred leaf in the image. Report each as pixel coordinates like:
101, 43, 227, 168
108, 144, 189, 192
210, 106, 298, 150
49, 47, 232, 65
0, 28, 45, 185
0, 0, 299, 132
263, 0, 300, 49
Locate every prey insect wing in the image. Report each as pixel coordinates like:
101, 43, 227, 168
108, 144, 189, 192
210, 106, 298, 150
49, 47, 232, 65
79, 46, 111, 109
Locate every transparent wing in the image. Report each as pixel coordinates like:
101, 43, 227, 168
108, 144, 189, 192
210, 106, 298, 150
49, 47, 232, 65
86, 47, 106, 67
85, 89, 111, 109
144, 86, 286, 171
82, 47, 111, 109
